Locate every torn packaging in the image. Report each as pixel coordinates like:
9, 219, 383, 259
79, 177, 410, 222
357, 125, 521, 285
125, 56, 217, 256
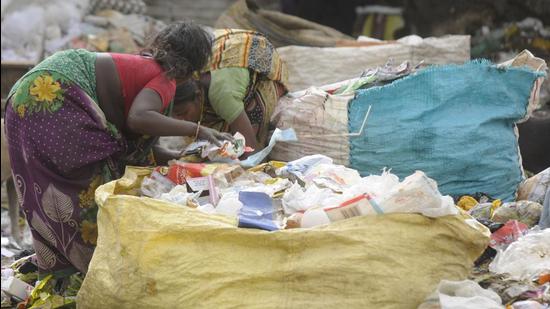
238, 191, 282, 231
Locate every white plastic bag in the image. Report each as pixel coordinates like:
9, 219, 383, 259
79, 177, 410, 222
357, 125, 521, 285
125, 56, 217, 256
277, 154, 333, 180
517, 167, 550, 205
241, 178, 292, 197
301, 209, 330, 228
378, 171, 459, 217
285, 170, 459, 226
489, 229, 550, 280
418, 279, 503, 309
140, 174, 175, 198
1, 6, 45, 62
215, 191, 243, 218
354, 169, 400, 198
158, 185, 198, 207
197, 203, 216, 214
282, 183, 335, 214
305, 163, 362, 191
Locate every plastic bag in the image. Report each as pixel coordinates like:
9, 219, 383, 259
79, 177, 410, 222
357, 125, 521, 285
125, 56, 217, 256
158, 185, 199, 208
489, 229, 550, 280
492, 201, 543, 227
301, 208, 330, 228
140, 169, 175, 198
517, 167, 550, 205
355, 168, 399, 198
489, 220, 529, 250
468, 203, 494, 221
378, 171, 459, 217
417, 279, 503, 309
282, 182, 335, 214
237, 192, 282, 231
284, 170, 458, 222
457, 196, 479, 211
242, 178, 292, 197
214, 191, 243, 218
203, 132, 249, 162
276, 154, 333, 182
305, 163, 362, 192
510, 300, 549, 309
240, 128, 298, 167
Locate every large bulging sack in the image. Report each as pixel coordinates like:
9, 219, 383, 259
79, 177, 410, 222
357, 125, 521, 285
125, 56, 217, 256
277, 35, 470, 92
349, 60, 543, 201
273, 52, 545, 202
271, 88, 352, 165
77, 167, 489, 308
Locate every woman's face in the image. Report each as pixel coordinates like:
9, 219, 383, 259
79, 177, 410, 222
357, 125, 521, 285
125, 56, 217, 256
172, 95, 201, 122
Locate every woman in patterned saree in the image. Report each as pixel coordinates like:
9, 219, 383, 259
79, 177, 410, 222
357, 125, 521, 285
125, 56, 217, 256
4, 22, 230, 279
173, 29, 288, 154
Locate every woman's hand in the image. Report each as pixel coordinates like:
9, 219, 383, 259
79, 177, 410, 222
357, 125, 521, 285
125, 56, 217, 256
198, 126, 234, 146
153, 144, 182, 165
229, 111, 259, 152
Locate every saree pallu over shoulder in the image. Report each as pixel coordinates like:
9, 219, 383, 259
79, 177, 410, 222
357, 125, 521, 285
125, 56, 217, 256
201, 29, 288, 146
205, 29, 288, 86
8, 49, 98, 104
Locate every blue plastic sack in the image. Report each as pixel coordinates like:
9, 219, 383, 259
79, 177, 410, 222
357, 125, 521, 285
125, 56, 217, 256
349, 60, 542, 201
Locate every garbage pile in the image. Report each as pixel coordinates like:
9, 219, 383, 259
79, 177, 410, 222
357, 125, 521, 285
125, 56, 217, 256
1, 257, 83, 308
458, 168, 549, 308
77, 154, 489, 307
0, 31, 547, 305
138, 153, 460, 231
472, 17, 550, 62
84, 152, 546, 308
2, 160, 548, 307
2, 206, 80, 308
1, 0, 164, 62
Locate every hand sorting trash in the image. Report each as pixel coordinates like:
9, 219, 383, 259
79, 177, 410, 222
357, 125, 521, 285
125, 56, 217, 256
178, 129, 297, 167
139, 154, 460, 231
181, 132, 253, 162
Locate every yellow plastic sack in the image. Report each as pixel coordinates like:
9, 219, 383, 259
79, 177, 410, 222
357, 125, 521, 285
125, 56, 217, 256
77, 167, 490, 308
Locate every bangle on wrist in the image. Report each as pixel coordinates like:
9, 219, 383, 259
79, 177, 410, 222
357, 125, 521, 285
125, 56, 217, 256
193, 121, 201, 141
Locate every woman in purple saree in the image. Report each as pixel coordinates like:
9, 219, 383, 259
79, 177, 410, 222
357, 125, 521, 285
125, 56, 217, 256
4, 22, 229, 279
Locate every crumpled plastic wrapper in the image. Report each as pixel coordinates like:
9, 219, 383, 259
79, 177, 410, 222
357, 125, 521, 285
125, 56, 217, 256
182, 132, 252, 163
492, 201, 543, 227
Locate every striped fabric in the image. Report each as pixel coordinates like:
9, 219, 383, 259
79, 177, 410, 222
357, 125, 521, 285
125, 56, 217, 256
201, 29, 288, 146
205, 29, 288, 84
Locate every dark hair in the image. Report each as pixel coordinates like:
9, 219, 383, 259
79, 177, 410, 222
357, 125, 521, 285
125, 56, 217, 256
174, 79, 200, 106
144, 21, 212, 79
